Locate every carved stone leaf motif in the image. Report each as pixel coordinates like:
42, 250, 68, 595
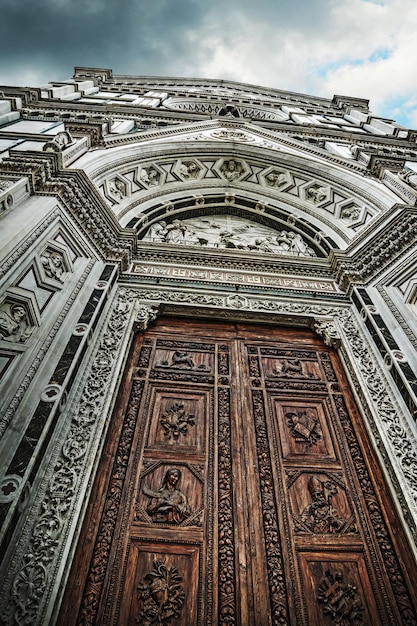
286, 410, 322, 447
2, 291, 141, 626
160, 403, 195, 441
317, 569, 364, 625
137, 559, 185, 626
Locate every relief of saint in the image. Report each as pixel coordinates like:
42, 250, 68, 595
142, 467, 191, 524
300, 475, 346, 534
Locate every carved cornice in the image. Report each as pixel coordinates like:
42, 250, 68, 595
367, 154, 406, 177
331, 94, 370, 111
0, 153, 136, 269
334, 205, 417, 289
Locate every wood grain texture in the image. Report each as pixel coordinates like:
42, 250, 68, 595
59, 318, 417, 625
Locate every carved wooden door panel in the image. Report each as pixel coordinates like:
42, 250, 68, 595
60, 319, 417, 626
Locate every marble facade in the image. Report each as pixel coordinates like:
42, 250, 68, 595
1, 67, 417, 624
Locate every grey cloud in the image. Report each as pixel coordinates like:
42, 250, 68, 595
0, 0, 329, 85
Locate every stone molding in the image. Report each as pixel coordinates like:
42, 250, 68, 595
0, 153, 135, 268
1, 140, 413, 293
1, 285, 417, 624
0, 260, 95, 438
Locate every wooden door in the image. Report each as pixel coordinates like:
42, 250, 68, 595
60, 318, 417, 625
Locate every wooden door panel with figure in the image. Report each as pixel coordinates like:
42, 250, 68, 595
59, 319, 417, 626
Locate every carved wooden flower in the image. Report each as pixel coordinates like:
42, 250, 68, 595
160, 402, 195, 440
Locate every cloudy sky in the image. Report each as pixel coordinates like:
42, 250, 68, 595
0, 0, 416, 128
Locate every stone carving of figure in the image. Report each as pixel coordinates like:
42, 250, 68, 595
273, 230, 316, 257
146, 219, 203, 246
219, 227, 250, 249
275, 230, 292, 252
143, 467, 191, 524
165, 219, 187, 244
300, 475, 345, 533
41, 250, 66, 282
265, 171, 287, 187
222, 159, 241, 181
43, 131, 73, 153
182, 225, 201, 245
288, 232, 309, 255
340, 206, 361, 220
0, 304, 33, 343
141, 167, 160, 186
148, 220, 168, 242
179, 161, 199, 179
108, 179, 125, 200
0, 180, 12, 192
307, 186, 327, 203
253, 236, 276, 253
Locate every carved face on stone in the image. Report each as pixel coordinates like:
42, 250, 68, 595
50, 253, 63, 268
11, 305, 26, 322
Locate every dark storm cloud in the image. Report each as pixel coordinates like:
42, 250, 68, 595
0, 0, 203, 83
0, 0, 326, 85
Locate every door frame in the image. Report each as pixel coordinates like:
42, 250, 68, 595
3, 287, 417, 625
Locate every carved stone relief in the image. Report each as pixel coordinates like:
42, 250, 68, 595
108, 178, 126, 200
142, 215, 317, 256
0, 301, 34, 344
0, 179, 13, 193
263, 169, 289, 189
42, 131, 73, 153
306, 184, 329, 204
0, 289, 140, 625
220, 158, 245, 182
39, 249, 67, 283
210, 129, 254, 142
140, 166, 162, 187
398, 168, 417, 191
339, 202, 362, 221
176, 160, 201, 180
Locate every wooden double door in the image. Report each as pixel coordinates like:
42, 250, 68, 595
61, 318, 417, 625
